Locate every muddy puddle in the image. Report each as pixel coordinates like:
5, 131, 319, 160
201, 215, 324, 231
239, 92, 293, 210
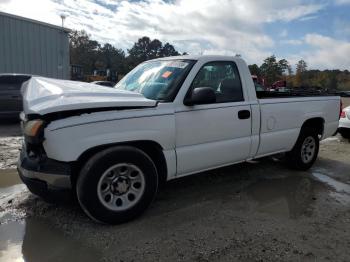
312, 170, 350, 205
243, 174, 316, 219
0, 169, 25, 207
243, 166, 350, 219
0, 169, 102, 262
0, 215, 102, 262
0, 169, 22, 188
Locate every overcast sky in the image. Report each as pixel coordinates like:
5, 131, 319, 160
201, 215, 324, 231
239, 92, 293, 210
1, 0, 350, 69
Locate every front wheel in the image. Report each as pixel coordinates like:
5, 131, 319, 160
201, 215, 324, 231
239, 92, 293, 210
76, 146, 158, 224
285, 128, 319, 170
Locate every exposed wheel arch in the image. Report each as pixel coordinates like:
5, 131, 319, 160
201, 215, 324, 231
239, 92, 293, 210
301, 117, 325, 136
71, 140, 168, 188
286, 117, 324, 158
286, 126, 320, 170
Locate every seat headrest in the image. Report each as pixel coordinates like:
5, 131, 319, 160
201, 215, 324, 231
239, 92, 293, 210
220, 79, 236, 93
219, 78, 243, 101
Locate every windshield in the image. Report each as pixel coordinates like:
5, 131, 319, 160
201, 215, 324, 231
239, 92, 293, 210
115, 59, 195, 101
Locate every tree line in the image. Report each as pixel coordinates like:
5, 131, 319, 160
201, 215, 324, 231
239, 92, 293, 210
249, 55, 350, 90
69, 30, 184, 77
69, 31, 350, 90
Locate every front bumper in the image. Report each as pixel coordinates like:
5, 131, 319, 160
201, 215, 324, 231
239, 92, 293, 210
17, 150, 72, 198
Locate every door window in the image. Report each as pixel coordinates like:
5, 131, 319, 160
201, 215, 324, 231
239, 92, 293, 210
190, 61, 244, 103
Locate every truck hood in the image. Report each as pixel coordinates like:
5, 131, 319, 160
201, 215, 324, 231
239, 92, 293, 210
22, 77, 157, 115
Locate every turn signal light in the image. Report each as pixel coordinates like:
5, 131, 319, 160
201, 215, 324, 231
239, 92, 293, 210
24, 120, 44, 137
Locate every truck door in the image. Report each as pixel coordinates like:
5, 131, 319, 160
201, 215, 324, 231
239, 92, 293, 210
175, 61, 252, 176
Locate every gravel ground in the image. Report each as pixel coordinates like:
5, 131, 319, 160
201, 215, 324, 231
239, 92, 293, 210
0, 137, 22, 169
0, 122, 22, 169
0, 127, 350, 261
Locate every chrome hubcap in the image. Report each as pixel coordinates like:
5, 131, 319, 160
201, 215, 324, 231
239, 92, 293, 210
301, 136, 316, 164
110, 176, 130, 195
97, 163, 145, 211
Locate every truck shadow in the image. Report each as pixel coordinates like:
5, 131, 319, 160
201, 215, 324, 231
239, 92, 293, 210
19, 156, 347, 224
13, 156, 350, 262
155, 159, 319, 219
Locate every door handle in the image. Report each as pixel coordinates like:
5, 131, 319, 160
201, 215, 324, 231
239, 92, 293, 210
238, 110, 250, 119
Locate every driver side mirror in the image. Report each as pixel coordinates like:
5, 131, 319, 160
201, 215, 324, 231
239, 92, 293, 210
184, 87, 216, 106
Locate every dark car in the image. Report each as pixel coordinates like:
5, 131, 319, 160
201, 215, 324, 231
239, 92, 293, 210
0, 74, 31, 120
91, 81, 116, 87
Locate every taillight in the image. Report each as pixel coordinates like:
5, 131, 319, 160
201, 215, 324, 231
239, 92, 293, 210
340, 110, 346, 118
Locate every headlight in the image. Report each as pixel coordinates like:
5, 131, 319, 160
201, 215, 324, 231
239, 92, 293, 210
24, 119, 45, 140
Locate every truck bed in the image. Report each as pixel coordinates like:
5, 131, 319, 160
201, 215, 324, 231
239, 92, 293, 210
256, 90, 338, 99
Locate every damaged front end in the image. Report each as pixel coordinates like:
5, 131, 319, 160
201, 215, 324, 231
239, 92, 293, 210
18, 112, 73, 200
17, 76, 158, 200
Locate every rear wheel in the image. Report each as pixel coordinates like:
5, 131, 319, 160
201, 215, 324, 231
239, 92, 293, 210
77, 146, 158, 224
286, 128, 319, 170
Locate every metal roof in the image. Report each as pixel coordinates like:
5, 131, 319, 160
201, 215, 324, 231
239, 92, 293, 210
0, 11, 70, 32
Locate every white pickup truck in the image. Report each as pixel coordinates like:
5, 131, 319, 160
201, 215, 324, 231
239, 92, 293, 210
18, 55, 341, 224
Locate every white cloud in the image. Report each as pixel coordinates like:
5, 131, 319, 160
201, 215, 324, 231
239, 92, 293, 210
0, 0, 61, 25
280, 29, 288, 37
280, 39, 303, 45
0, 0, 327, 65
334, 0, 350, 5
289, 34, 350, 70
299, 15, 318, 21
263, 3, 324, 22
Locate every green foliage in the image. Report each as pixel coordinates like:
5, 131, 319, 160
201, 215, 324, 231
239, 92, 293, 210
69, 32, 350, 90
248, 64, 260, 77
296, 60, 307, 73
69, 31, 181, 76
69, 30, 101, 74
294, 60, 307, 87
98, 43, 126, 74
278, 59, 290, 75
127, 36, 180, 69
249, 56, 350, 90
292, 69, 350, 90
258, 55, 292, 86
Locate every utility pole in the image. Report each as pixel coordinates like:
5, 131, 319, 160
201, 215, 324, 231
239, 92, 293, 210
59, 14, 67, 78
60, 14, 66, 28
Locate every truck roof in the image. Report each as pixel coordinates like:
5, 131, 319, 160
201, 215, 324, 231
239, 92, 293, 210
150, 55, 244, 63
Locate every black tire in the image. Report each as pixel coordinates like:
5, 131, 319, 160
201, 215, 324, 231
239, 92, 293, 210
77, 146, 158, 224
339, 128, 350, 139
286, 128, 319, 170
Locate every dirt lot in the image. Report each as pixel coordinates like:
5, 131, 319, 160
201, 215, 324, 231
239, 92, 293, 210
1, 123, 350, 262
342, 97, 350, 107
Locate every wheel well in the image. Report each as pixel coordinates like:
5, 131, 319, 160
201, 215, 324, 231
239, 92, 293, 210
301, 117, 324, 136
71, 141, 168, 188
